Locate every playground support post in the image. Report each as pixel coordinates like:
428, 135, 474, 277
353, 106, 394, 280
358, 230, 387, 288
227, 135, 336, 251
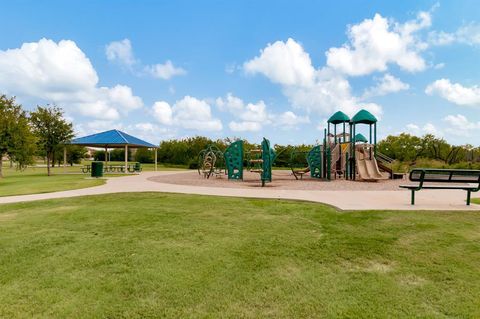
334, 124, 337, 144
374, 123, 377, 152
352, 124, 357, 180
326, 147, 331, 181
348, 123, 352, 179
323, 128, 327, 179
345, 152, 349, 180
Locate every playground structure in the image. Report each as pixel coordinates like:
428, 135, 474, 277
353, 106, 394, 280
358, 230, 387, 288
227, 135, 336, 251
247, 138, 276, 187
198, 138, 276, 187
197, 144, 225, 179
197, 109, 397, 185
289, 109, 397, 182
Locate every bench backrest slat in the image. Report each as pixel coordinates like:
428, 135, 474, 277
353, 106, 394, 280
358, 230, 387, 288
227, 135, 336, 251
409, 168, 480, 184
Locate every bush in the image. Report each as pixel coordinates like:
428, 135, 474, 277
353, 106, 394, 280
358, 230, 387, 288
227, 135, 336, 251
135, 149, 155, 163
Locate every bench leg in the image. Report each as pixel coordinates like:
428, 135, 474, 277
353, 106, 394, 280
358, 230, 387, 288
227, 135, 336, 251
411, 190, 415, 205
467, 190, 471, 206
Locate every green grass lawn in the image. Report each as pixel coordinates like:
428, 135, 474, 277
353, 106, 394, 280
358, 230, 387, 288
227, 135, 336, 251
0, 161, 187, 197
0, 165, 106, 197
1, 193, 479, 318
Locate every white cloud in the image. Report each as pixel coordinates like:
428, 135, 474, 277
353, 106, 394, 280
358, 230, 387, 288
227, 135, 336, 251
215, 93, 244, 112
145, 60, 186, 80
428, 31, 456, 46
443, 114, 480, 137
74, 119, 175, 143
243, 9, 434, 120
425, 79, 480, 107
0, 38, 142, 120
105, 39, 136, 66
404, 122, 442, 136
151, 96, 222, 131
240, 101, 269, 122
244, 38, 315, 87
429, 23, 480, 46
228, 121, 262, 132
405, 123, 421, 135
422, 123, 440, 135
129, 122, 175, 143
107, 85, 143, 112
216, 93, 272, 132
362, 73, 409, 99
217, 93, 311, 132
152, 101, 173, 125
326, 12, 430, 76
275, 111, 310, 128
106, 38, 185, 80
243, 39, 383, 119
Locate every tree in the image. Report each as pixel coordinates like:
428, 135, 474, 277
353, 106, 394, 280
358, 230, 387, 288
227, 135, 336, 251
135, 148, 155, 163
30, 106, 74, 176
54, 145, 87, 166
377, 133, 424, 162
0, 95, 36, 178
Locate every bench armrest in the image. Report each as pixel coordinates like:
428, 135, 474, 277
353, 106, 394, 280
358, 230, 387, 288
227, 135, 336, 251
409, 170, 425, 190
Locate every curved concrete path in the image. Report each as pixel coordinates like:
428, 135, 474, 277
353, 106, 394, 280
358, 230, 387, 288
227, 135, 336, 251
1, 171, 479, 211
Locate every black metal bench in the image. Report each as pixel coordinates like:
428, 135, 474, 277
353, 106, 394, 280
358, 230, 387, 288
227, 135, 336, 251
400, 168, 480, 205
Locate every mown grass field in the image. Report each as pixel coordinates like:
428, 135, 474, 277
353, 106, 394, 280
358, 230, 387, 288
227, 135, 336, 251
1, 193, 479, 318
0, 161, 186, 197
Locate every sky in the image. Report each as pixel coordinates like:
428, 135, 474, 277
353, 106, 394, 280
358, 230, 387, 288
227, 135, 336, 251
0, 0, 479, 146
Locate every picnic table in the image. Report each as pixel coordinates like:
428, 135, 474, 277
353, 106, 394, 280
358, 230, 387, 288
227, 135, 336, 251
81, 163, 142, 174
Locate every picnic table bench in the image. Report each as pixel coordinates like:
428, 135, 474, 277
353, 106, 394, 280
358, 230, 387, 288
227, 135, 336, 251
399, 168, 480, 205
81, 163, 142, 174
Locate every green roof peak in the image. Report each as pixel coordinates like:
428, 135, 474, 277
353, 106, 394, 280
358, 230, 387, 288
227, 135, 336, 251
354, 133, 368, 143
327, 111, 350, 124
352, 109, 377, 124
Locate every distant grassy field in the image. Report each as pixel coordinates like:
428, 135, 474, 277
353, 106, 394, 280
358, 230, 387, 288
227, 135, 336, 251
1, 193, 479, 318
0, 161, 187, 197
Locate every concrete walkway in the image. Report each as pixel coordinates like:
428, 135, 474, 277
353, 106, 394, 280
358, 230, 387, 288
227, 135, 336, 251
1, 171, 479, 211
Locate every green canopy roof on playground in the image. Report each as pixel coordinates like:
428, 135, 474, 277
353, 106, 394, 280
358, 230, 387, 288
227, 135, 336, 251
351, 109, 377, 124
327, 111, 350, 124
354, 133, 368, 143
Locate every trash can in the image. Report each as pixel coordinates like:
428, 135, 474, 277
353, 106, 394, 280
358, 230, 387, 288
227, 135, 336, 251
91, 161, 104, 178
134, 162, 141, 172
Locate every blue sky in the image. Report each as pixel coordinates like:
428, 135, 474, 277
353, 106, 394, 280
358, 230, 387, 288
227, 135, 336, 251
1, 0, 479, 145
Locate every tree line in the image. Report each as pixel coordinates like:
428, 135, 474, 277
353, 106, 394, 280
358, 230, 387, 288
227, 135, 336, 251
0, 94, 75, 177
377, 133, 480, 165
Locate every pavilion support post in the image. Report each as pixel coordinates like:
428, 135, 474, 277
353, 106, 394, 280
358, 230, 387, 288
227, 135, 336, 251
125, 145, 128, 173
154, 148, 158, 171
104, 147, 108, 166
63, 146, 67, 173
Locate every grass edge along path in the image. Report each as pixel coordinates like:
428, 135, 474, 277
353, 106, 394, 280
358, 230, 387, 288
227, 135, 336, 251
1, 192, 480, 318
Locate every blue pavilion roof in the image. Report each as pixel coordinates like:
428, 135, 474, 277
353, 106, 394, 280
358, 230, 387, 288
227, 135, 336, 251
69, 129, 157, 148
